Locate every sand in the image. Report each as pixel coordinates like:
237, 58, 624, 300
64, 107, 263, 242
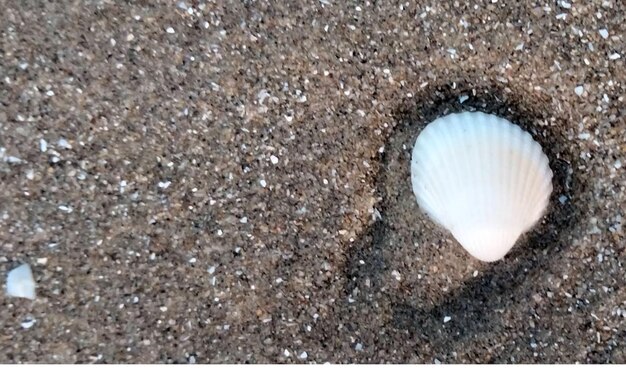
1, 0, 625, 363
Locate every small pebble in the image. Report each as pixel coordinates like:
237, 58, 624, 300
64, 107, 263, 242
57, 138, 71, 149
270, 155, 279, 165
6, 264, 36, 300
574, 86, 584, 96
5, 156, 22, 164
58, 205, 73, 213
560, 1, 571, 9
599, 29, 609, 39
21, 318, 36, 329
166, 27, 175, 34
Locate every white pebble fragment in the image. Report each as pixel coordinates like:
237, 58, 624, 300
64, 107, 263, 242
443, 316, 452, 323
57, 138, 72, 149
58, 205, 73, 213
608, 53, 621, 60
158, 181, 171, 189
21, 318, 36, 329
257, 89, 270, 104
459, 95, 469, 103
166, 27, 175, 34
259, 179, 267, 188
6, 264, 36, 300
40, 139, 48, 152
5, 156, 23, 164
574, 86, 584, 96
559, 1, 572, 9
299, 352, 308, 360
599, 29, 609, 39
270, 155, 279, 165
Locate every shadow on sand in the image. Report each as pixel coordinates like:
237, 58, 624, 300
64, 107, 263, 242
341, 80, 586, 357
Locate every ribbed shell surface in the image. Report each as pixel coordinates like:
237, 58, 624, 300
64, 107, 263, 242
410, 112, 553, 262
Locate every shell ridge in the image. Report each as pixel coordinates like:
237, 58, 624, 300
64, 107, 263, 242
412, 126, 450, 225
519, 135, 550, 227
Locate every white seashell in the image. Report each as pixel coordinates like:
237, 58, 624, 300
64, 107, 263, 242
411, 111, 553, 262
6, 264, 36, 300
